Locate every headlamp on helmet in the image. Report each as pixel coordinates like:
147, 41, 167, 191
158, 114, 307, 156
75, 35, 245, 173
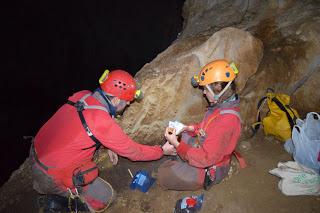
134, 89, 143, 101
191, 74, 200, 87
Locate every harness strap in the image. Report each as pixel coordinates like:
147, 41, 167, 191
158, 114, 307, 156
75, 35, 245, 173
79, 93, 91, 103
203, 114, 219, 131
79, 93, 110, 113
203, 109, 241, 130
203, 109, 246, 171
220, 110, 247, 168
84, 105, 109, 112
220, 109, 242, 122
67, 100, 101, 150
67, 94, 110, 151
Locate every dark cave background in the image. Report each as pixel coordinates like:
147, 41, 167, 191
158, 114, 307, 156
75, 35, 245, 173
1, 0, 184, 186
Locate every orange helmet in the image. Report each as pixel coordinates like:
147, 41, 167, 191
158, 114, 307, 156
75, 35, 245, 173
198, 59, 237, 86
99, 69, 137, 101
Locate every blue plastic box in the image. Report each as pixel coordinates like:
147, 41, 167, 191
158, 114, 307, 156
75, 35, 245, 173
130, 170, 155, 193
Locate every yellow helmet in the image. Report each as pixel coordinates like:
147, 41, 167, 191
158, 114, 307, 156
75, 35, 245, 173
198, 59, 238, 86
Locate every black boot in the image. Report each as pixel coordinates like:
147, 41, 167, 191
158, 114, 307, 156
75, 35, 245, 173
37, 194, 90, 212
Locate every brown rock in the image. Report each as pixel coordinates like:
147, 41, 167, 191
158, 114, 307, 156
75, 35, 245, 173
120, 27, 263, 145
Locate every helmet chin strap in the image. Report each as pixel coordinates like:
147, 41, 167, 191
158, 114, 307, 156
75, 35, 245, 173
205, 81, 233, 101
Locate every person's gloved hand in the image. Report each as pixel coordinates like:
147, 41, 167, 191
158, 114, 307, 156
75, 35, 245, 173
107, 149, 118, 165
161, 141, 177, 156
165, 127, 180, 148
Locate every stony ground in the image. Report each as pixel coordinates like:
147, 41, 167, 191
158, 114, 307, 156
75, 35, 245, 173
1, 132, 319, 213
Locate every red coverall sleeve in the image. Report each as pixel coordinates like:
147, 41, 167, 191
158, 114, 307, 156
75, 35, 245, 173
176, 115, 238, 168
97, 120, 163, 161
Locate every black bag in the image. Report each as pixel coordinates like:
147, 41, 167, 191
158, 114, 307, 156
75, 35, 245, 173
72, 161, 98, 187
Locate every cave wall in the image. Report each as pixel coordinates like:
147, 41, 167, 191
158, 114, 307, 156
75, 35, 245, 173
180, 0, 320, 133
119, 0, 320, 142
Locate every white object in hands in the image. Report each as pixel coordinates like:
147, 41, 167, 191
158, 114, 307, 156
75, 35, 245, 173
168, 121, 186, 135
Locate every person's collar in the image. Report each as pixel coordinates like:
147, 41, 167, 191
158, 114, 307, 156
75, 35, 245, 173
207, 94, 239, 111
93, 88, 117, 117
223, 94, 238, 103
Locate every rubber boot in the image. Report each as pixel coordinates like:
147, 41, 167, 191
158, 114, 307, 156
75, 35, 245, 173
37, 194, 90, 213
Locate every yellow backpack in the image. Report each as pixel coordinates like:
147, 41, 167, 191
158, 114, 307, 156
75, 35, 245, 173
252, 89, 299, 141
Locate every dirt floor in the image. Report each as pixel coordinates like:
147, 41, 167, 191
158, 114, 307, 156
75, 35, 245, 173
0, 132, 319, 213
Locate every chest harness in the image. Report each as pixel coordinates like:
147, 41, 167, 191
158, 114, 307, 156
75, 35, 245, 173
188, 108, 246, 190
67, 90, 115, 151
195, 109, 242, 147
31, 92, 113, 171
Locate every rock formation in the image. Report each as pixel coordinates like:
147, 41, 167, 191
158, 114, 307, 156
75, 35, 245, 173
120, 27, 263, 144
120, 0, 320, 142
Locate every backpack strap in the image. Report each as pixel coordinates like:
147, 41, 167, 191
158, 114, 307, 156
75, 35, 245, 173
67, 93, 110, 150
251, 96, 268, 136
271, 97, 296, 130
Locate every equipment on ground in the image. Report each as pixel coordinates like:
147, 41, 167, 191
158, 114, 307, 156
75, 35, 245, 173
251, 88, 299, 141
130, 170, 155, 193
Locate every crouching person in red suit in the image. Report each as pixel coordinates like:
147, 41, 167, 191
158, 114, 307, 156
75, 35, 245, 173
30, 69, 175, 212
158, 60, 246, 191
